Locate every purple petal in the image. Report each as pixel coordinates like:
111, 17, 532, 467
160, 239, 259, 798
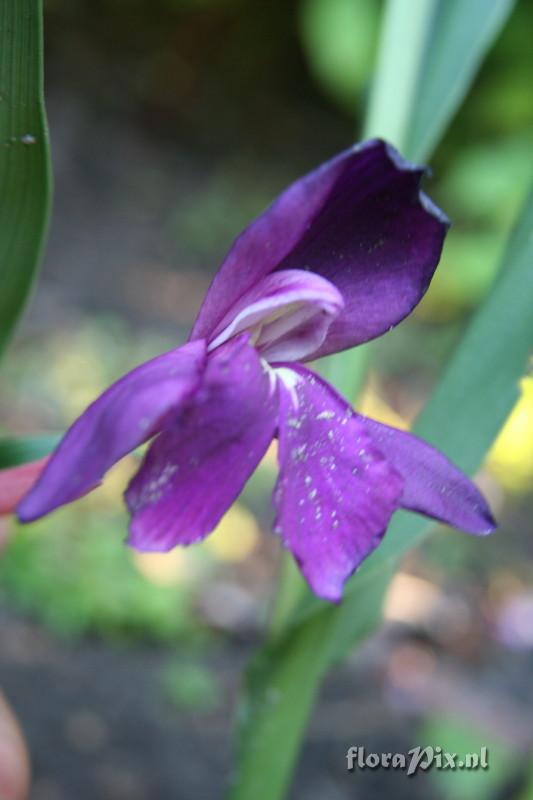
360, 417, 496, 534
273, 366, 403, 601
190, 140, 449, 358
208, 269, 344, 362
17, 340, 207, 521
125, 335, 278, 551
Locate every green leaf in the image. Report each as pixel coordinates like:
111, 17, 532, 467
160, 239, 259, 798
0, 435, 59, 469
364, 0, 516, 159
0, 0, 51, 357
363, 0, 438, 151
228, 177, 533, 800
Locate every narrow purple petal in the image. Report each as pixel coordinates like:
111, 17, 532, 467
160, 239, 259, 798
17, 340, 207, 522
125, 335, 278, 551
273, 366, 403, 601
208, 269, 344, 362
190, 140, 449, 359
360, 417, 496, 534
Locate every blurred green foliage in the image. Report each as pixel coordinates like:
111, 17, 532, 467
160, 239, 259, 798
420, 717, 520, 800
171, 157, 288, 261
161, 657, 221, 712
299, 0, 379, 112
0, 513, 196, 641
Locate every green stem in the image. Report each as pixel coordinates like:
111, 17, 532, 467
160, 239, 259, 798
363, 0, 437, 150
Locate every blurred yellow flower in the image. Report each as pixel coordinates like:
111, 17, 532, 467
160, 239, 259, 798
132, 503, 260, 586
487, 376, 533, 492
203, 503, 260, 563
358, 376, 409, 430
49, 334, 106, 417
132, 548, 191, 587
97, 457, 138, 506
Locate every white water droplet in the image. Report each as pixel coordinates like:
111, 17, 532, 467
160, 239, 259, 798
316, 410, 335, 421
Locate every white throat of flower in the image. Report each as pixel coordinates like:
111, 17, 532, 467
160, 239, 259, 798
207, 269, 344, 364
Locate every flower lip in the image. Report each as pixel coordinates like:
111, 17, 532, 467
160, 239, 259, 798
207, 268, 344, 363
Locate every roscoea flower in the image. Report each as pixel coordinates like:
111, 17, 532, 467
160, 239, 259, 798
17, 140, 495, 601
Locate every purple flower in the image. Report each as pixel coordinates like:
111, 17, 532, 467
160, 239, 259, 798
17, 140, 495, 602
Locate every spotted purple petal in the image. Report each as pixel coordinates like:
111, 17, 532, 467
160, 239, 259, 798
125, 335, 278, 551
273, 365, 403, 601
191, 140, 449, 360
360, 416, 495, 533
17, 340, 207, 521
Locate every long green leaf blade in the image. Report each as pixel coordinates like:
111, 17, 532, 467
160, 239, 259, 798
364, 0, 515, 160
0, 0, 51, 357
406, 0, 516, 161
363, 0, 437, 150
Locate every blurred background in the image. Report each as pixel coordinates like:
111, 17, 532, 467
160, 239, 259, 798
1, 0, 533, 797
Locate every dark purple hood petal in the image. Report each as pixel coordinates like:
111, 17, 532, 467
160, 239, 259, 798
17, 340, 207, 521
125, 335, 278, 551
190, 140, 449, 359
360, 416, 496, 534
273, 365, 403, 601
